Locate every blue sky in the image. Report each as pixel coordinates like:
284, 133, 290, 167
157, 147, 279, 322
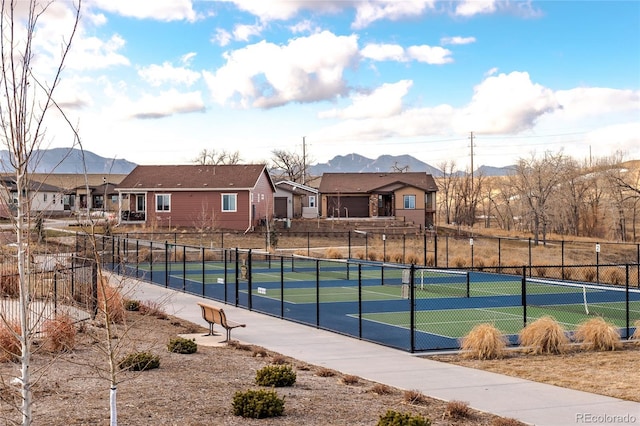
32, 0, 640, 170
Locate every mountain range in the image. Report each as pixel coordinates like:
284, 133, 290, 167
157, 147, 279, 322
0, 148, 137, 175
0, 148, 515, 177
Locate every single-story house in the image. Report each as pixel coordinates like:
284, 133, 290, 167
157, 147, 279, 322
274, 180, 319, 219
115, 164, 276, 231
318, 172, 438, 228
0, 176, 65, 218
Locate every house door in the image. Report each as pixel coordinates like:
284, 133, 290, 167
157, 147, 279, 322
136, 194, 145, 212
274, 197, 287, 218
377, 194, 393, 217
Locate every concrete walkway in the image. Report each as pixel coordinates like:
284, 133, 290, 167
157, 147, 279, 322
120, 278, 640, 426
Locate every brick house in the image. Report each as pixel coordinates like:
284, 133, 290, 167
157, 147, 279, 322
318, 172, 438, 228
115, 164, 275, 231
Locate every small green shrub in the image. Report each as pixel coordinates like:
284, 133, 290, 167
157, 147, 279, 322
123, 299, 140, 311
376, 409, 431, 426
167, 337, 197, 354
232, 389, 284, 418
118, 351, 160, 371
255, 364, 296, 387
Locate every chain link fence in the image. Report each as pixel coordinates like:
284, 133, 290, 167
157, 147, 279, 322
89, 234, 640, 352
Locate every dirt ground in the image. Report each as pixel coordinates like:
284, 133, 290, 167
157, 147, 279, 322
1, 310, 525, 426
428, 344, 640, 403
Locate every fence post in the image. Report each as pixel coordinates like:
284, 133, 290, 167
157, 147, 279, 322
528, 238, 532, 275
423, 233, 427, 266
522, 266, 527, 328
498, 238, 501, 269
164, 241, 169, 288
626, 264, 630, 339
358, 263, 363, 338
234, 248, 239, 307
410, 263, 416, 353
91, 259, 98, 319
348, 231, 351, 259
248, 249, 252, 311
280, 256, 284, 318
316, 259, 320, 327
434, 234, 438, 268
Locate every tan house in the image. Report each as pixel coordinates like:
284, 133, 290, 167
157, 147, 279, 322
318, 172, 438, 228
115, 164, 276, 231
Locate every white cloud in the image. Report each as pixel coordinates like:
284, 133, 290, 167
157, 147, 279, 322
361, 43, 406, 62
212, 28, 232, 46
361, 43, 453, 64
453, 71, 559, 133
138, 62, 201, 87
65, 34, 130, 70
203, 31, 359, 108
441, 36, 476, 45
89, 0, 198, 22
233, 22, 265, 41
455, 0, 497, 17
553, 87, 640, 120
113, 89, 205, 119
353, 0, 435, 29
221, 0, 344, 22
585, 123, 640, 159
319, 80, 413, 119
407, 45, 453, 64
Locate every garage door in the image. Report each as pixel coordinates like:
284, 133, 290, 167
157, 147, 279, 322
326, 196, 369, 217
274, 197, 288, 218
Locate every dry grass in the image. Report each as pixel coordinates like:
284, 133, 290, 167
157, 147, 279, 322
403, 389, 429, 405
315, 367, 336, 377
341, 374, 360, 385
444, 400, 472, 419
461, 323, 507, 360
0, 270, 19, 297
97, 283, 125, 323
574, 317, 621, 351
632, 320, 640, 342
41, 313, 77, 353
139, 300, 168, 319
0, 321, 21, 362
325, 247, 343, 259
370, 383, 395, 395
518, 316, 569, 354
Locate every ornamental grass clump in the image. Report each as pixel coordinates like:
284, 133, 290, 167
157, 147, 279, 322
632, 320, 640, 343
519, 316, 569, 354
42, 313, 76, 353
574, 317, 621, 351
0, 321, 21, 362
461, 323, 507, 360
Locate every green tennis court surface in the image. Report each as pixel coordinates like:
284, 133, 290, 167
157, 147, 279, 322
358, 301, 640, 339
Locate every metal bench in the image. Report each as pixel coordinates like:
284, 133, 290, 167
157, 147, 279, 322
197, 302, 246, 343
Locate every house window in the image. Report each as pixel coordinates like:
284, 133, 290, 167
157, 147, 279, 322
403, 195, 416, 209
156, 194, 171, 212
222, 193, 237, 212
308, 195, 316, 208
43, 193, 48, 202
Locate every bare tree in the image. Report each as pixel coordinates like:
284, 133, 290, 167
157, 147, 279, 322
0, 1, 81, 424
193, 149, 241, 165
508, 151, 570, 245
270, 148, 311, 183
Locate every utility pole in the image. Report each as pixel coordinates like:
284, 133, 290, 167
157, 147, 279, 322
302, 136, 306, 185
